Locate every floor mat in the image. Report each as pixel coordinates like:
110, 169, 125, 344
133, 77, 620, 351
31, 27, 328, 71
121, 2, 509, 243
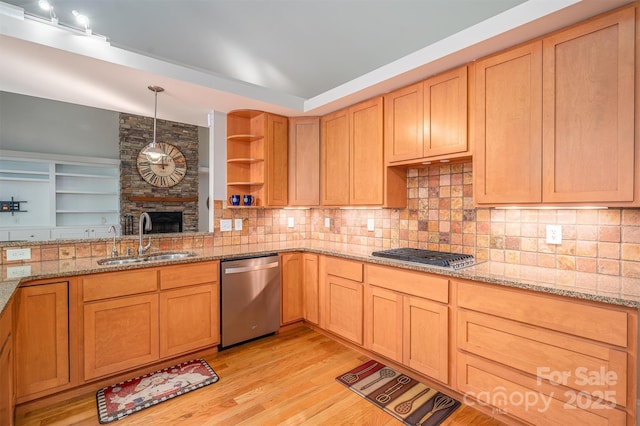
336, 360, 460, 426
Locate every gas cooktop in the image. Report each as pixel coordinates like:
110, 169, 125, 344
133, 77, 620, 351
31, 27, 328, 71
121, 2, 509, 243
371, 248, 475, 270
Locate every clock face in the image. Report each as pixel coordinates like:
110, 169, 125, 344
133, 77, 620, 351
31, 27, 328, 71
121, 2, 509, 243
136, 142, 187, 187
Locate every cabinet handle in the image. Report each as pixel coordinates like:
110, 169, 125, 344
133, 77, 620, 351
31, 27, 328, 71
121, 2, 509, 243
224, 262, 279, 274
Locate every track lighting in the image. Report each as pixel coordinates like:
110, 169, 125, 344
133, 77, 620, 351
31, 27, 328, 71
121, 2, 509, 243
38, 0, 57, 23
72, 9, 90, 33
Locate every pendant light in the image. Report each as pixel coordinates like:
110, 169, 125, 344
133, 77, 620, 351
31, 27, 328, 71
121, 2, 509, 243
142, 85, 167, 164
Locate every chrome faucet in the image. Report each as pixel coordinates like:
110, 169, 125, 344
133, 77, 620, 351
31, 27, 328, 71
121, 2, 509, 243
108, 225, 118, 257
138, 212, 152, 255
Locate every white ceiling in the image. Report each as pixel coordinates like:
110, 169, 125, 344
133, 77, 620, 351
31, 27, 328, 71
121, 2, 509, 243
0, 0, 634, 127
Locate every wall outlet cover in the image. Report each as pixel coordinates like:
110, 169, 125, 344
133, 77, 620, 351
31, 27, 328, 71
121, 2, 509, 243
7, 265, 32, 278
6, 248, 31, 261
220, 219, 232, 232
287, 217, 295, 228
324, 217, 331, 228
367, 218, 375, 231
234, 218, 243, 231
546, 224, 562, 245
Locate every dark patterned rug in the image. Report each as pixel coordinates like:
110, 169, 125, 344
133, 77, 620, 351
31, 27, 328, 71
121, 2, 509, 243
96, 359, 219, 424
336, 360, 460, 426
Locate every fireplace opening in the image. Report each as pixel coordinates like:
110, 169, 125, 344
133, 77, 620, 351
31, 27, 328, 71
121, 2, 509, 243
146, 211, 183, 234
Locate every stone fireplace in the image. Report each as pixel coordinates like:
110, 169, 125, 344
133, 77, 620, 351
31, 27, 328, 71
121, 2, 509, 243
119, 113, 199, 234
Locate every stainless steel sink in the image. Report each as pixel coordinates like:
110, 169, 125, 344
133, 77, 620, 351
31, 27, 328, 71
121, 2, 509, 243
97, 252, 197, 266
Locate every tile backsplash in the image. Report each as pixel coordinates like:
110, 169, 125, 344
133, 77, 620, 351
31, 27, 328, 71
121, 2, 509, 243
5, 161, 640, 279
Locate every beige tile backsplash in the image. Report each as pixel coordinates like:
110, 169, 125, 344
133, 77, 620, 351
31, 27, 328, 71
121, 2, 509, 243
5, 161, 640, 278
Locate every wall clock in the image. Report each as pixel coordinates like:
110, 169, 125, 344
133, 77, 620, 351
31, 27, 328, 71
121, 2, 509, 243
136, 142, 187, 187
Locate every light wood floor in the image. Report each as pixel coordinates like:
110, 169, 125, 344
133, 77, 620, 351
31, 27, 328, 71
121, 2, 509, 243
15, 326, 506, 426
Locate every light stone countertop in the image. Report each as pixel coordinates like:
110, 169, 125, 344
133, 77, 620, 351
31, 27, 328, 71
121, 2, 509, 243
1, 240, 639, 316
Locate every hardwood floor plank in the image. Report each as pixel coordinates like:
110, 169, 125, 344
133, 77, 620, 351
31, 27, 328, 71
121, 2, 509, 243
15, 326, 506, 426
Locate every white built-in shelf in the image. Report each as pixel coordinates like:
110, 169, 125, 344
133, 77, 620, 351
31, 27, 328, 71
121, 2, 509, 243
55, 190, 118, 195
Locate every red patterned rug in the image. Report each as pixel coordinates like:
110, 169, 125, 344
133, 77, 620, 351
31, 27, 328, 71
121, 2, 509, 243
96, 359, 219, 424
336, 360, 460, 426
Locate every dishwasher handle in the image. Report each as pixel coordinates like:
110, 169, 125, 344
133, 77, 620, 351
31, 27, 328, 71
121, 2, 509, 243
223, 261, 280, 275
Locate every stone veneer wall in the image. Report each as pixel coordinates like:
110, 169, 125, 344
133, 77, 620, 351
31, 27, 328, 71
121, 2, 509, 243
119, 113, 199, 234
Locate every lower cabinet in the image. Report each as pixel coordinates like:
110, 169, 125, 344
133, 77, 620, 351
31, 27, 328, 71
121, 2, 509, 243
365, 264, 450, 384
81, 261, 220, 381
302, 253, 319, 325
160, 283, 219, 358
15, 282, 70, 398
0, 299, 14, 426
84, 294, 159, 380
323, 257, 364, 345
455, 279, 635, 424
281, 252, 304, 325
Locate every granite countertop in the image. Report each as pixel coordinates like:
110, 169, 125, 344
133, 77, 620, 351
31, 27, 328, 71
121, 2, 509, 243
2, 240, 639, 316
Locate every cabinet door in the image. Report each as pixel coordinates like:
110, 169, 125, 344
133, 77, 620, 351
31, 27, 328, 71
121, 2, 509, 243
321, 109, 350, 205
160, 284, 219, 358
423, 66, 468, 158
0, 337, 12, 426
364, 285, 403, 363
384, 83, 423, 162
403, 296, 448, 384
350, 97, 384, 205
474, 42, 543, 204
543, 8, 635, 203
302, 253, 319, 325
265, 113, 288, 206
281, 252, 303, 325
325, 275, 363, 345
288, 117, 320, 206
84, 294, 159, 380
0, 299, 13, 426
15, 283, 69, 397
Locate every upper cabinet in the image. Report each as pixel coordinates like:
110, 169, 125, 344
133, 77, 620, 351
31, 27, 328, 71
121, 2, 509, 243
384, 66, 469, 165
474, 7, 638, 206
288, 117, 320, 206
227, 110, 288, 207
321, 97, 406, 207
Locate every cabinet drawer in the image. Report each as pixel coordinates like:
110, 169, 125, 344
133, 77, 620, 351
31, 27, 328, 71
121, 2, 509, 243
82, 269, 158, 302
366, 264, 448, 303
456, 280, 628, 347
458, 310, 626, 406
326, 257, 363, 282
159, 261, 219, 290
457, 352, 626, 425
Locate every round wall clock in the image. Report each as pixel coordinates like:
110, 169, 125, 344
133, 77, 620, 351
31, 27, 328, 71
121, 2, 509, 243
136, 142, 187, 187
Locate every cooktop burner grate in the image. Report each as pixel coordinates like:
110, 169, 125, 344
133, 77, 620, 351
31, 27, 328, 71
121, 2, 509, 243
371, 248, 475, 269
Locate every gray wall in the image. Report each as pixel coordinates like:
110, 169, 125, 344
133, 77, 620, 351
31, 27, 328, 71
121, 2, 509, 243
0, 92, 119, 158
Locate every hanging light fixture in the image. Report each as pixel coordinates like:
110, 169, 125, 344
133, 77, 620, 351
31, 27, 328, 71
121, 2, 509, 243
142, 85, 168, 164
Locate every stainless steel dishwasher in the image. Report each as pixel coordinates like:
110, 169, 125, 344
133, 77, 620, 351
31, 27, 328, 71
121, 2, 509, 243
220, 254, 280, 349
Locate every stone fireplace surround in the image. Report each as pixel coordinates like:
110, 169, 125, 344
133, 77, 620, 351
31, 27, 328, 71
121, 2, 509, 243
118, 113, 199, 235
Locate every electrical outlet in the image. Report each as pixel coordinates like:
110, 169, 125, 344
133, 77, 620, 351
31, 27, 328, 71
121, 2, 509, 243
367, 218, 375, 231
220, 219, 232, 232
234, 219, 243, 231
287, 217, 295, 228
546, 225, 562, 244
325, 217, 331, 228
6, 248, 31, 261
7, 265, 31, 278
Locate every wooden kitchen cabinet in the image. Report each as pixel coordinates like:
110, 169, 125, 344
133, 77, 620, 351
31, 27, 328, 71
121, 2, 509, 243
323, 257, 364, 344
84, 293, 160, 380
288, 117, 320, 206
159, 261, 220, 358
227, 110, 288, 207
15, 282, 69, 398
321, 97, 405, 207
456, 279, 637, 424
0, 299, 14, 426
302, 253, 319, 325
365, 264, 449, 384
542, 7, 636, 204
474, 7, 638, 206
473, 41, 543, 204
281, 252, 304, 325
160, 284, 219, 358
384, 65, 469, 165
